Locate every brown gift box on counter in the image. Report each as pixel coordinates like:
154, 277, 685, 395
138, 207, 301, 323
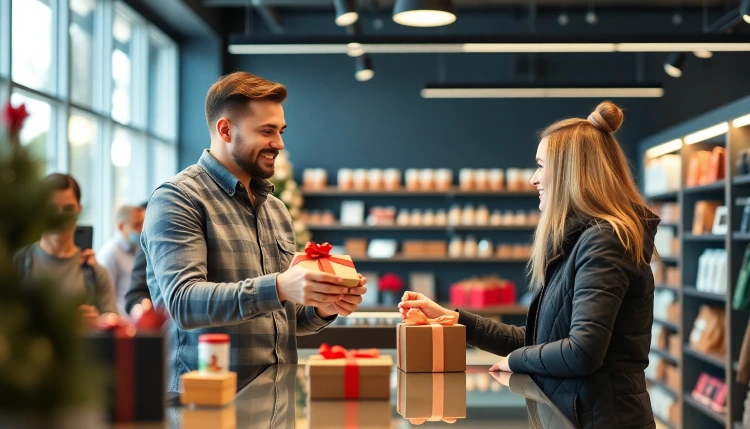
397, 322, 466, 373
305, 355, 393, 400
182, 404, 237, 429
291, 242, 360, 288
180, 371, 237, 407
397, 371, 466, 421
306, 400, 391, 429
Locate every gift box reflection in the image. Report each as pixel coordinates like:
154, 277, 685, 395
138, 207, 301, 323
397, 371, 467, 423
306, 400, 391, 429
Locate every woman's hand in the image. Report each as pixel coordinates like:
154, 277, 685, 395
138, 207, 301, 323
398, 291, 457, 320
489, 355, 513, 373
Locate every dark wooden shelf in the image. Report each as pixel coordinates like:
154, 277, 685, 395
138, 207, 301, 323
646, 190, 679, 201
683, 346, 726, 370
683, 180, 726, 195
647, 376, 678, 398
303, 187, 539, 197
306, 223, 536, 231
653, 318, 679, 332
733, 231, 750, 241
684, 395, 726, 426
683, 233, 726, 242
650, 346, 680, 366
356, 304, 528, 317
733, 174, 750, 186
355, 256, 528, 263
659, 257, 680, 265
654, 414, 677, 429
682, 286, 726, 302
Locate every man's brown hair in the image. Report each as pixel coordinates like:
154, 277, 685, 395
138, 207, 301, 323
205, 72, 287, 132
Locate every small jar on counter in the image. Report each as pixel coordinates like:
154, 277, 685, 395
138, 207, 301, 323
199, 334, 230, 374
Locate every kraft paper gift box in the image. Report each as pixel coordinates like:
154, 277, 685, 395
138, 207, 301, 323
291, 242, 360, 288
180, 371, 237, 407
306, 400, 391, 429
397, 371, 466, 422
397, 309, 466, 373
306, 345, 392, 400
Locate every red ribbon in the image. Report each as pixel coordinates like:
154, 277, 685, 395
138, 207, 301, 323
291, 242, 355, 276
318, 344, 380, 400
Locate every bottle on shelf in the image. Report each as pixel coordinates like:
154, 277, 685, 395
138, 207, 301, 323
464, 235, 478, 258
449, 236, 464, 258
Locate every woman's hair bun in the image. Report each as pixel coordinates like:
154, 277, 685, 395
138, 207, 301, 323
588, 101, 624, 133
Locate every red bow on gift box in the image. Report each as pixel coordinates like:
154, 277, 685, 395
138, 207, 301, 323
291, 242, 355, 276
318, 344, 380, 400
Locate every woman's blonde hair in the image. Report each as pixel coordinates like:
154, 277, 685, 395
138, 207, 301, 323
528, 101, 652, 289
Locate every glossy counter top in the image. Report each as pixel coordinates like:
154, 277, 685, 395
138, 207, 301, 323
123, 364, 576, 429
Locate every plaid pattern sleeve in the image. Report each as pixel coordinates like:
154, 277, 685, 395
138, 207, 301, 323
142, 150, 334, 392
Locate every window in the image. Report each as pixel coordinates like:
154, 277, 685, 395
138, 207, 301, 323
11, 0, 54, 93
68, 111, 99, 227
5, 0, 179, 248
69, 0, 99, 109
10, 90, 52, 165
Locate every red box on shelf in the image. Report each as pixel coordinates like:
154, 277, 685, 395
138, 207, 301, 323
450, 279, 517, 308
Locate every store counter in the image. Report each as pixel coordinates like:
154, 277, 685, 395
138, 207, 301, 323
123, 364, 575, 429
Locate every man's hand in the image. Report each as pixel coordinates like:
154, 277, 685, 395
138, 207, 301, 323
276, 264, 349, 307
316, 274, 368, 317
78, 304, 100, 328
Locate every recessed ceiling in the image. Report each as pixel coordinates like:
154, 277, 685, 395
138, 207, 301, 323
204, 0, 728, 9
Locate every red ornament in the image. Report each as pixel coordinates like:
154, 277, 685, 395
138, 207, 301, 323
2, 101, 29, 134
378, 273, 404, 293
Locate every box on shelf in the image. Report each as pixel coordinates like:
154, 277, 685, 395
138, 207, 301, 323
344, 238, 368, 257
397, 371, 467, 423
692, 200, 722, 235
666, 267, 680, 287
667, 302, 680, 325
291, 242, 360, 288
689, 305, 726, 355
686, 151, 713, 188
449, 276, 517, 308
180, 371, 237, 407
665, 364, 680, 394
397, 309, 466, 373
306, 400, 391, 429
306, 345, 392, 400
669, 335, 681, 358
656, 360, 667, 381
657, 327, 669, 349
669, 402, 681, 428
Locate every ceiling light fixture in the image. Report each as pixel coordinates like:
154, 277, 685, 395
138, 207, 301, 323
392, 0, 456, 28
334, 0, 359, 27
355, 55, 374, 81
684, 123, 729, 144
585, 0, 598, 25
645, 139, 683, 159
664, 52, 686, 78
693, 50, 713, 59
420, 84, 664, 99
733, 113, 750, 128
742, 0, 750, 24
347, 42, 365, 57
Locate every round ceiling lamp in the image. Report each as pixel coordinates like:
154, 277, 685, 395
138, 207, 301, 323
392, 0, 456, 28
334, 0, 359, 27
664, 52, 686, 78
355, 55, 374, 82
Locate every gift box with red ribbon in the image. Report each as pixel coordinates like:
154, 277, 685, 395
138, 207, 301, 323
305, 344, 393, 400
292, 242, 360, 287
306, 400, 391, 429
397, 371, 466, 423
397, 309, 466, 373
449, 276, 517, 308
84, 309, 167, 422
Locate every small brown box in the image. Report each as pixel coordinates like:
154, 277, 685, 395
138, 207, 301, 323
692, 200, 721, 235
305, 355, 393, 400
397, 324, 466, 373
182, 404, 236, 429
666, 268, 680, 288
180, 371, 237, 407
669, 335, 681, 358
402, 241, 426, 256
425, 241, 448, 257
665, 364, 680, 393
397, 371, 466, 421
667, 302, 680, 324
345, 239, 368, 257
307, 400, 391, 429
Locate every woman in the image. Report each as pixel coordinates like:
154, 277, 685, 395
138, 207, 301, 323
400, 101, 658, 429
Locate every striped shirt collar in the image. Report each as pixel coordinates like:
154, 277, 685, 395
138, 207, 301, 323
199, 150, 275, 198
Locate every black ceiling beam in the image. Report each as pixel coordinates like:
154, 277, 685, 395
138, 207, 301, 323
253, 1, 285, 34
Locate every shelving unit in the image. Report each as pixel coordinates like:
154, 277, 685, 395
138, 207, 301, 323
355, 256, 528, 263
654, 317, 680, 332
303, 187, 538, 197
640, 95, 750, 429
306, 223, 536, 232
651, 346, 680, 366
655, 415, 678, 429
648, 376, 679, 397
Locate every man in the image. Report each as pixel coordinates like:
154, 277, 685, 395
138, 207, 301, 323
142, 72, 367, 392
98, 204, 146, 315
14, 173, 118, 324
124, 245, 150, 318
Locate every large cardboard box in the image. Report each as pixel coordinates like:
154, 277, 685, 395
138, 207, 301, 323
397, 323, 466, 373
306, 355, 392, 400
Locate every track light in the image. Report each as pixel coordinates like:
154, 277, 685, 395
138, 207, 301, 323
742, 0, 750, 24
694, 50, 713, 59
393, 0, 456, 28
585, 0, 597, 25
558, 12, 569, 26
355, 55, 374, 81
334, 0, 358, 27
664, 52, 686, 78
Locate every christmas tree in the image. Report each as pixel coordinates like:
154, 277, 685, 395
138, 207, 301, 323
272, 151, 311, 250
0, 101, 97, 419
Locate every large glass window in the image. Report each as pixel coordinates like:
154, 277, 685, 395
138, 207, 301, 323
11, 0, 54, 92
68, 111, 99, 227
111, 8, 134, 125
10, 90, 51, 164
150, 138, 177, 190
69, 0, 98, 108
147, 32, 177, 140
112, 127, 147, 211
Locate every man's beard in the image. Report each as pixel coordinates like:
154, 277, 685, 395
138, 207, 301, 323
230, 134, 276, 179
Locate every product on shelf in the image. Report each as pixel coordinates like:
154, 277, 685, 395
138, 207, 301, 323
384, 169, 401, 191
475, 169, 489, 191
302, 169, 328, 191
708, 146, 726, 183
648, 202, 679, 224
665, 363, 680, 394
449, 236, 463, 258
434, 210, 448, 226
692, 373, 728, 413
488, 169, 504, 191
475, 205, 490, 225
461, 205, 475, 226
419, 169, 435, 191
696, 249, 728, 294
692, 200, 722, 235
669, 334, 681, 358
449, 276, 517, 308
422, 209, 435, 226
367, 239, 398, 259
490, 210, 503, 226
366, 206, 397, 226
459, 169, 474, 191
337, 168, 353, 190
686, 150, 713, 188
651, 262, 680, 286
344, 238, 368, 257
367, 169, 384, 191
689, 305, 726, 355
402, 240, 448, 257
644, 154, 680, 196
405, 169, 420, 191
397, 209, 410, 225
463, 235, 478, 258
477, 239, 493, 258
352, 169, 368, 191
654, 226, 676, 257
506, 168, 523, 191
435, 169, 453, 191
653, 289, 676, 321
